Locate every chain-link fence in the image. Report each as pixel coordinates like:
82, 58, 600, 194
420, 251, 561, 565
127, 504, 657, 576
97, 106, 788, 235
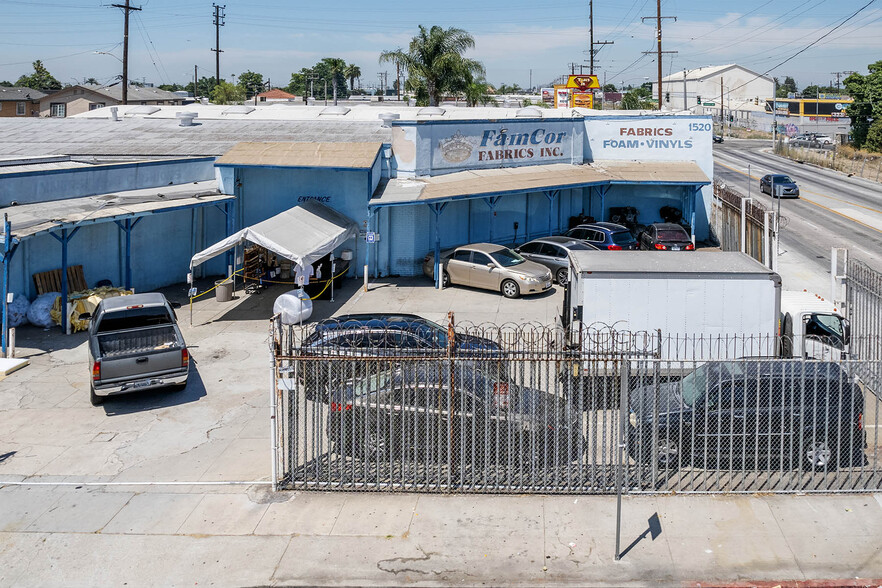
847, 258, 882, 362
271, 316, 882, 495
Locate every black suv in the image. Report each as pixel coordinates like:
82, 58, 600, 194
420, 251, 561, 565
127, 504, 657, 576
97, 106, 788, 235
628, 361, 865, 471
328, 360, 583, 466
299, 313, 503, 396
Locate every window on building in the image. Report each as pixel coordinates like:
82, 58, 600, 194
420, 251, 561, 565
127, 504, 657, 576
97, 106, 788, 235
88, 103, 106, 110
16, 102, 26, 115
140, 101, 147, 105
50, 103, 66, 118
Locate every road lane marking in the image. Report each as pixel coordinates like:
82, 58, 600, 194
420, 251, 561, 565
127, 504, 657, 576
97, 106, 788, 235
715, 160, 882, 235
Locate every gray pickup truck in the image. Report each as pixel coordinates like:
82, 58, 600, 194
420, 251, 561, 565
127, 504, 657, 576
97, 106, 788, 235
86, 292, 189, 406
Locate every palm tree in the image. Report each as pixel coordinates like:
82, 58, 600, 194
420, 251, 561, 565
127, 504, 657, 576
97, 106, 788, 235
464, 79, 491, 107
380, 25, 484, 107
345, 63, 361, 92
321, 57, 347, 105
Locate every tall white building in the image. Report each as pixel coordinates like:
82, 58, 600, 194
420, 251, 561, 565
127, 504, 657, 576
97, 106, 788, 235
654, 64, 774, 114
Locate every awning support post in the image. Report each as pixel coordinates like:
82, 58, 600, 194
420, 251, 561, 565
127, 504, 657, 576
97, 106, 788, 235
428, 202, 447, 289
114, 217, 142, 291
2, 215, 20, 357
543, 189, 560, 235
483, 196, 500, 243
690, 186, 700, 244
367, 208, 378, 279
599, 185, 610, 221
49, 226, 80, 335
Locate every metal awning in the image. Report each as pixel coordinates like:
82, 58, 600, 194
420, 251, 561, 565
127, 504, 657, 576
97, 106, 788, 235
1, 181, 234, 239
215, 141, 383, 169
370, 160, 710, 208
0, 180, 236, 343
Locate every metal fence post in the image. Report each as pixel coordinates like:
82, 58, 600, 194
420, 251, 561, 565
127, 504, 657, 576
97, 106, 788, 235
615, 357, 630, 561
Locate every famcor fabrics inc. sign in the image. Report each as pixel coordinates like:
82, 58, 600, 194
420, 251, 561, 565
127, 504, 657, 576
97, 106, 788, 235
431, 121, 578, 171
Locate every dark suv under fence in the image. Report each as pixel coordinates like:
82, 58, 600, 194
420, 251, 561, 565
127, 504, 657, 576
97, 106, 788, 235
628, 360, 866, 472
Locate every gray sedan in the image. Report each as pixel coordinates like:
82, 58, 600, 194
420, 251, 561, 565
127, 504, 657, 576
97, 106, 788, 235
514, 236, 598, 285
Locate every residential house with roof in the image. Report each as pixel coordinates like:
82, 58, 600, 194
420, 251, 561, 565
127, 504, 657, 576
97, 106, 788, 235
0, 87, 45, 117
38, 84, 183, 118
256, 89, 297, 103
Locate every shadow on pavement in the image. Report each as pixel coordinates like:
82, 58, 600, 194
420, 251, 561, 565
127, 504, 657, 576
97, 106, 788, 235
101, 368, 208, 416
619, 512, 662, 559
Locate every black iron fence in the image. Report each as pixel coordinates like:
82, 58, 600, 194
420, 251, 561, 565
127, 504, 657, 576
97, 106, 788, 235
271, 317, 882, 494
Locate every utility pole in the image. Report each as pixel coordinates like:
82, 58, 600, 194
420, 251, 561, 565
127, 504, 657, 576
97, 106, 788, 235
568, 62, 579, 75
194, 65, 198, 100
721, 77, 725, 136
682, 69, 687, 112
396, 61, 401, 101
110, 0, 141, 105
212, 4, 225, 88
642, 0, 676, 110
831, 71, 854, 91
529, 69, 532, 93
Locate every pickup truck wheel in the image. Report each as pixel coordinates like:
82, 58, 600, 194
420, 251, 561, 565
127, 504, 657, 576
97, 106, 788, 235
90, 386, 105, 406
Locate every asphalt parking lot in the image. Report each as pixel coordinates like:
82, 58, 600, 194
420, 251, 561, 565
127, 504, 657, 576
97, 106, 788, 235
4, 274, 882, 586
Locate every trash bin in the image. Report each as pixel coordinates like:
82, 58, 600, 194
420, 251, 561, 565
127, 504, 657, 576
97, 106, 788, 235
215, 279, 233, 302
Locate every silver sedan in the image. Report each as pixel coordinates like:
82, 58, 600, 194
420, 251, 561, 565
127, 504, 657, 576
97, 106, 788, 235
423, 243, 552, 298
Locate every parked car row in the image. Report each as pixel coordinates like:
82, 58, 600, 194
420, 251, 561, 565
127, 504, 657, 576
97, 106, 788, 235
296, 314, 865, 473
421, 222, 697, 298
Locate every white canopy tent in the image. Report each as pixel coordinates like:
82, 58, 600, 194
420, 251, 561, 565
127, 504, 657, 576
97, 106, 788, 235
189, 199, 358, 275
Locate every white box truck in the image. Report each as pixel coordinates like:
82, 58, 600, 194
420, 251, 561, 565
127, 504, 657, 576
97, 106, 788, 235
562, 251, 849, 369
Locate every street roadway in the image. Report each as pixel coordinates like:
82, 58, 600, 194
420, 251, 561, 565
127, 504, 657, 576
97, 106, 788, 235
713, 139, 882, 293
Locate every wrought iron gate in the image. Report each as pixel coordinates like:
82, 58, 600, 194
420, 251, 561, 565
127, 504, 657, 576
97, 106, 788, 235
271, 316, 882, 494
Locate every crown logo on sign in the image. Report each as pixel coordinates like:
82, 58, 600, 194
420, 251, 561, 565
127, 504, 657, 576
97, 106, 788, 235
439, 131, 473, 163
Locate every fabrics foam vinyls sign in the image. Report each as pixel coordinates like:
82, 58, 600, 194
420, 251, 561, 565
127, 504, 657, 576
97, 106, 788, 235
587, 117, 712, 162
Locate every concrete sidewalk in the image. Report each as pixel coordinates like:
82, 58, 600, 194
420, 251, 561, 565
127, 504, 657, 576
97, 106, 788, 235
1, 484, 881, 586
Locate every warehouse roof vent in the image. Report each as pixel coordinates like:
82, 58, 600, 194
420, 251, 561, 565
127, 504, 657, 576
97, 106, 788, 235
378, 112, 400, 127
223, 105, 255, 115
320, 105, 350, 116
127, 105, 160, 116
417, 107, 445, 116
515, 107, 542, 118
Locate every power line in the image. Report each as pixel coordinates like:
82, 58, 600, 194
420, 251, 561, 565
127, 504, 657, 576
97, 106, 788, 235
726, 0, 877, 96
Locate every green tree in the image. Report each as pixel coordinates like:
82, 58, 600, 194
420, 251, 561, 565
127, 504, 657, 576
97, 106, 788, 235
237, 70, 264, 98
84, 77, 99, 85
380, 25, 484, 107
496, 83, 523, 94
210, 80, 245, 104
464, 78, 491, 106
322, 58, 347, 104
15, 60, 62, 92
801, 84, 837, 98
159, 83, 184, 92
774, 76, 797, 98
344, 63, 361, 92
185, 76, 218, 98
843, 63, 882, 149
620, 90, 654, 110
602, 83, 617, 92
0, 81, 13, 87
286, 69, 309, 97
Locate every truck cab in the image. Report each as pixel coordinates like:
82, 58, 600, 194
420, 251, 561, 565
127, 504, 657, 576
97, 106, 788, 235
780, 291, 850, 360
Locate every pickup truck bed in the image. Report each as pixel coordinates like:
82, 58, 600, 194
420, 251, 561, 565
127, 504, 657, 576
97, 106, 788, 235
97, 326, 179, 358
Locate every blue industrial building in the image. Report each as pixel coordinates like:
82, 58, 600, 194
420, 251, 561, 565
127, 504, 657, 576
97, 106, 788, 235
0, 104, 713, 337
